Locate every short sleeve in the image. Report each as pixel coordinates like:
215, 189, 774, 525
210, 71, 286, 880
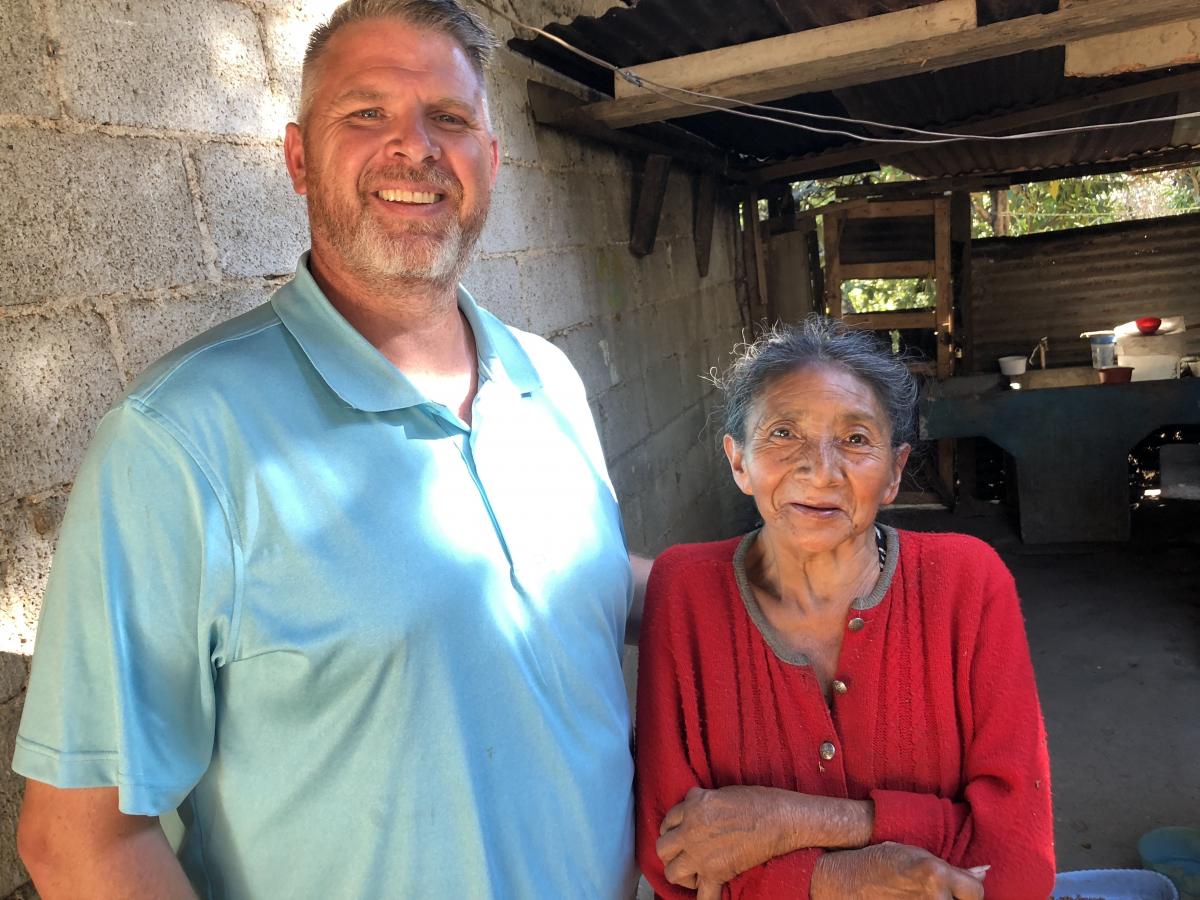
12, 401, 237, 815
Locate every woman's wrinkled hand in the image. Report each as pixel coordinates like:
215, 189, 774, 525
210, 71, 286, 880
655, 786, 792, 891
812, 842, 986, 899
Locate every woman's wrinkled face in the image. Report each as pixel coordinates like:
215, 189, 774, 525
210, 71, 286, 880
723, 363, 910, 556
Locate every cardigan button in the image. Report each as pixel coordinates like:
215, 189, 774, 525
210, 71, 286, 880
819, 741, 836, 761
847, 617, 865, 632
832, 679, 848, 695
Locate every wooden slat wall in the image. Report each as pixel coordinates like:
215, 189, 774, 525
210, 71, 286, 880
967, 212, 1200, 371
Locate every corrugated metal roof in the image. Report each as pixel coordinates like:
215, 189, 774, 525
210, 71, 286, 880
509, 0, 1200, 180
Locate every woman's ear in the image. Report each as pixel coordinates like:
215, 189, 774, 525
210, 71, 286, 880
882, 443, 912, 505
723, 434, 754, 497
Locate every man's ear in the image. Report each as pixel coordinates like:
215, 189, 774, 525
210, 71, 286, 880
882, 443, 912, 505
723, 434, 754, 497
284, 122, 308, 196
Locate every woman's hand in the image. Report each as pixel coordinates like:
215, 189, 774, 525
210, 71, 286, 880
812, 842, 987, 899
656, 786, 794, 890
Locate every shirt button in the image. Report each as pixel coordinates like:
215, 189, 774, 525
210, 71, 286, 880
832, 679, 848, 695
848, 617, 865, 632
819, 741, 837, 761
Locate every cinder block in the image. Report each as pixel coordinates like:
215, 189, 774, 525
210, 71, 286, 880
194, 142, 308, 278
551, 321, 620, 398
657, 168, 692, 243
678, 347, 712, 410
0, 693, 32, 893
58, 0, 279, 135
486, 70, 543, 167
644, 354, 682, 432
0, 131, 207, 304
0, 310, 125, 500
480, 163, 551, 256
259, 2, 342, 123
115, 282, 276, 379
632, 241, 677, 308
462, 255, 526, 330
618, 493, 646, 556
0, 0, 58, 117
519, 249, 596, 336
0, 492, 67, 655
595, 377, 649, 461
543, 170, 599, 253
590, 245, 634, 314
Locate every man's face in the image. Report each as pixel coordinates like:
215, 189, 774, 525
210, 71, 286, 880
284, 18, 499, 286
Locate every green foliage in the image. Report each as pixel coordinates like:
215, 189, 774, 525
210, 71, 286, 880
791, 165, 913, 211
972, 167, 1200, 238
842, 278, 933, 313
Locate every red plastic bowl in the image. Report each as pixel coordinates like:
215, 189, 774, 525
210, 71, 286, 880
1136, 316, 1162, 335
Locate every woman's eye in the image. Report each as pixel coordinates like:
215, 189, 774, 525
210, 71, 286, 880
846, 433, 869, 445
770, 427, 792, 439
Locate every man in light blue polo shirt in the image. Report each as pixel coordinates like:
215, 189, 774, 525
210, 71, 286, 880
14, 2, 645, 897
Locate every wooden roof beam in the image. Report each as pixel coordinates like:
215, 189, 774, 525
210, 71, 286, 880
579, 0, 1199, 130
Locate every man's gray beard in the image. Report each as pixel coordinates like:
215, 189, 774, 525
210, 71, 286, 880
311, 189, 488, 288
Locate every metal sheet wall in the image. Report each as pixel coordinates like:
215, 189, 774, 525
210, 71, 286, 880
967, 213, 1200, 371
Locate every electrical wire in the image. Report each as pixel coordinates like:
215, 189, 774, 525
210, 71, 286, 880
474, 0, 1200, 147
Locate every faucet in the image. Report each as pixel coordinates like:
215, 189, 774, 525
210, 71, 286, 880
1028, 337, 1048, 370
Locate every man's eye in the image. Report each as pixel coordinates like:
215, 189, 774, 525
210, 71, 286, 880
353, 109, 381, 120
433, 113, 466, 126
770, 427, 792, 439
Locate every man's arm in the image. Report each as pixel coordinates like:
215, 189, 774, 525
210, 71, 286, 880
624, 553, 653, 645
18, 782, 196, 900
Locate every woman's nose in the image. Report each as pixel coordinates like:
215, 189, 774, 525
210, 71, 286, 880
794, 439, 843, 483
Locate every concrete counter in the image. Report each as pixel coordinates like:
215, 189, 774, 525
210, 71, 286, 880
921, 378, 1200, 542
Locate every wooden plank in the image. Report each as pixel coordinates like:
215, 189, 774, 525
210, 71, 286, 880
842, 199, 937, 219
842, 309, 937, 330
934, 197, 954, 380
822, 213, 843, 318
526, 80, 732, 177
612, 0, 976, 100
693, 174, 716, 278
839, 260, 936, 280
752, 69, 1200, 183
1063, 0, 1200, 76
630, 155, 672, 257
582, 0, 1198, 129
748, 191, 771, 323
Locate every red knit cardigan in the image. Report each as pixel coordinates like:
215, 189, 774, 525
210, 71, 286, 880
634, 528, 1055, 899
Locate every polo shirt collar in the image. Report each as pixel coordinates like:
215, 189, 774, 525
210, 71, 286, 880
273, 253, 540, 412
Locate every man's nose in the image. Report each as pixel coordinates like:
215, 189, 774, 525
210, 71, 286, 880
384, 114, 440, 164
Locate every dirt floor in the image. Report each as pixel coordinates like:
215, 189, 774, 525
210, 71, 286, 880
879, 500, 1200, 874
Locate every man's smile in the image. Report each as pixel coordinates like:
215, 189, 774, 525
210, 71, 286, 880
376, 188, 443, 204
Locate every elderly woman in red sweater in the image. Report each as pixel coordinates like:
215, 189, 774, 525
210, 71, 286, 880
635, 317, 1054, 899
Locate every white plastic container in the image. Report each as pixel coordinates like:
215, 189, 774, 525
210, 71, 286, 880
1126, 354, 1181, 382
998, 356, 1027, 376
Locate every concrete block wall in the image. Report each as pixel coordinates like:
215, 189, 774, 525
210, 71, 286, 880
0, 0, 750, 893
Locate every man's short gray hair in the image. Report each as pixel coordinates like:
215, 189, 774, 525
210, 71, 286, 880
299, 0, 499, 125
716, 316, 919, 448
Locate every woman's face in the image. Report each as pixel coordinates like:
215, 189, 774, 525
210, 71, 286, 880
723, 363, 911, 556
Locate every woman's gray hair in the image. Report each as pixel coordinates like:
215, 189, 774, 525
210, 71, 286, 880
716, 316, 919, 448
299, 0, 498, 126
